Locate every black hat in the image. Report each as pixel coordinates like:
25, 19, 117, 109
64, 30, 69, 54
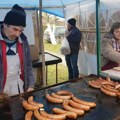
68, 18, 76, 26
4, 4, 26, 27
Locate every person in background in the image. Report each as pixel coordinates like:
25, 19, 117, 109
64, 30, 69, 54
101, 22, 120, 71
0, 4, 35, 96
65, 18, 82, 80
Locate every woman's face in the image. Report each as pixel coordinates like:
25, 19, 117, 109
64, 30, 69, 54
113, 28, 120, 40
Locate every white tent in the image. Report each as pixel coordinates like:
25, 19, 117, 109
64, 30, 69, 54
1, 0, 120, 81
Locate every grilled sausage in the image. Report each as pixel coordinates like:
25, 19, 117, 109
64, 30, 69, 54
106, 76, 111, 81
25, 111, 33, 120
51, 92, 71, 100
46, 93, 63, 103
53, 108, 66, 114
63, 100, 84, 116
22, 100, 39, 111
56, 90, 73, 97
40, 110, 66, 120
116, 92, 120, 96
101, 81, 116, 86
88, 80, 101, 88
34, 110, 52, 120
52, 108, 77, 119
98, 77, 108, 81
115, 84, 120, 90
102, 85, 119, 93
72, 96, 96, 107
69, 100, 90, 111
28, 96, 44, 108
100, 87, 117, 97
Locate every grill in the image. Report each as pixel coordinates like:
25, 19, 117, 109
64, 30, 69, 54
1, 75, 120, 120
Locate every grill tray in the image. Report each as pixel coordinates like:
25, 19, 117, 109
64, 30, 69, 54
5, 75, 120, 120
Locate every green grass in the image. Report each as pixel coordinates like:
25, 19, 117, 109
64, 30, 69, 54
44, 41, 61, 54
47, 64, 68, 85
44, 41, 68, 85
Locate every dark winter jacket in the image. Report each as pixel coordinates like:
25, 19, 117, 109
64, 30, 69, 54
66, 27, 82, 53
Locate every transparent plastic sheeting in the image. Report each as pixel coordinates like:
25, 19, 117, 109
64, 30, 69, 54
65, 0, 120, 75
0, 0, 120, 18
0, 0, 93, 18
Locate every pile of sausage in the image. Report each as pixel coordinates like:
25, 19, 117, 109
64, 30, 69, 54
22, 90, 96, 120
46, 90, 96, 119
88, 77, 120, 97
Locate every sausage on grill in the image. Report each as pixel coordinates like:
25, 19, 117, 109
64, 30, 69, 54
28, 96, 44, 108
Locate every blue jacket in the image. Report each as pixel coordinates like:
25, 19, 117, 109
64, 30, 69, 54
67, 27, 82, 53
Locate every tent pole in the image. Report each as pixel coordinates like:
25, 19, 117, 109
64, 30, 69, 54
96, 0, 101, 75
39, 0, 46, 86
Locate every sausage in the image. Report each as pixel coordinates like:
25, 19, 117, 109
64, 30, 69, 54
46, 93, 63, 103
25, 111, 33, 120
106, 76, 111, 81
63, 100, 84, 116
98, 77, 108, 81
56, 90, 73, 97
53, 108, 66, 114
102, 85, 119, 93
28, 96, 44, 108
88, 80, 101, 88
101, 81, 116, 86
116, 92, 120, 96
69, 100, 90, 111
22, 100, 39, 111
72, 96, 96, 108
115, 84, 120, 90
40, 110, 66, 120
100, 87, 117, 97
52, 107, 77, 119
51, 92, 71, 100
34, 110, 52, 120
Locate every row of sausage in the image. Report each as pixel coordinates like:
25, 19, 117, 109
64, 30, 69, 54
22, 90, 96, 120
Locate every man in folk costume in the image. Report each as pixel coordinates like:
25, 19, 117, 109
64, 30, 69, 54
0, 4, 35, 96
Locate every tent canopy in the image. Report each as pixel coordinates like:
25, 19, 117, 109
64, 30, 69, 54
0, 0, 94, 17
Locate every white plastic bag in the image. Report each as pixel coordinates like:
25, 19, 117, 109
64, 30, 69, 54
60, 37, 71, 55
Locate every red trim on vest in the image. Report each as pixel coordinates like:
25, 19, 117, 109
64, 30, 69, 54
17, 41, 24, 81
0, 41, 7, 91
0, 40, 24, 91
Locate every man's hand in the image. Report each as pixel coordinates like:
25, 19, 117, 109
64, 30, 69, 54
27, 87, 34, 92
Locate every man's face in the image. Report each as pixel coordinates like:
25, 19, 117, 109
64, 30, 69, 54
113, 28, 120, 40
3, 24, 24, 40
67, 23, 73, 30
